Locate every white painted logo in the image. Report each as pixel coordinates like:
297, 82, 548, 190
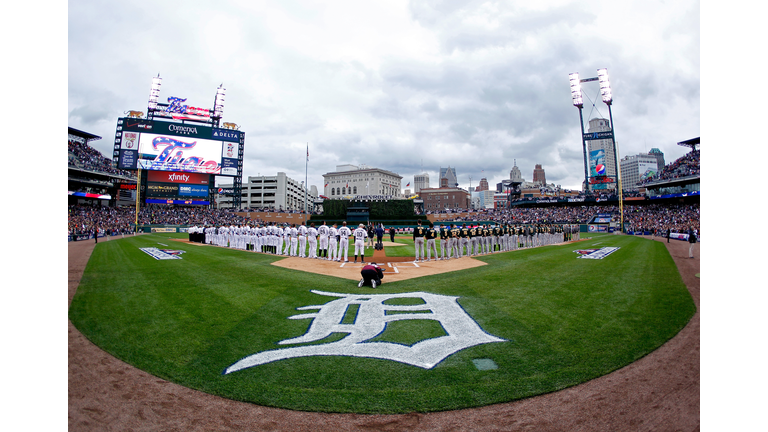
224, 290, 505, 374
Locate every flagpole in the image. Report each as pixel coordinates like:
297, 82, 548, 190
305, 143, 308, 224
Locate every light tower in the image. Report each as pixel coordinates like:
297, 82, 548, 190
569, 68, 623, 229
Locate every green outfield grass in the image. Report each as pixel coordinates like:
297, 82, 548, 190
69, 233, 696, 413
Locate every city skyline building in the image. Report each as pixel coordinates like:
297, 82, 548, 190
510, 160, 523, 183
620, 153, 663, 191
439, 167, 458, 188
322, 164, 403, 199
216, 172, 317, 210
414, 173, 430, 193
532, 164, 546, 185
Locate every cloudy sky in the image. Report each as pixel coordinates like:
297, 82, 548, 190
68, 0, 700, 192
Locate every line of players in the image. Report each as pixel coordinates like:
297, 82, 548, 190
191, 220, 579, 263
193, 221, 368, 262
411, 220, 580, 262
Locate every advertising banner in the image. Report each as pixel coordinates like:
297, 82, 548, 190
147, 170, 209, 185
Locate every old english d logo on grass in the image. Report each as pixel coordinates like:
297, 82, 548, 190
224, 290, 506, 374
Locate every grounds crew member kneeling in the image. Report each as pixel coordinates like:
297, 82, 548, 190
358, 262, 385, 288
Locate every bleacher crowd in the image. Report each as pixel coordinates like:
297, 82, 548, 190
640, 149, 700, 185
69, 140, 136, 178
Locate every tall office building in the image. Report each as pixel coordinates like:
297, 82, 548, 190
510, 160, 523, 182
587, 118, 617, 191
414, 173, 429, 193
620, 153, 663, 191
648, 148, 666, 172
476, 177, 489, 192
439, 167, 458, 188
532, 164, 546, 185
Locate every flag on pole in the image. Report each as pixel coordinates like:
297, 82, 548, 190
406, 182, 411, 187
306, 145, 309, 162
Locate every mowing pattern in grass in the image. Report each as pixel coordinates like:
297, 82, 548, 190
69, 233, 696, 413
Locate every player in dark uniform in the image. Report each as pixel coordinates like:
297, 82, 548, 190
459, 224, 470, 257
469, 225, 480, 256
439, 224, 449, 260
413, 220, 427, 262
425, 223, 438, 261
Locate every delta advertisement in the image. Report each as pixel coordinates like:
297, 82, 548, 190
115, 118, 241, 176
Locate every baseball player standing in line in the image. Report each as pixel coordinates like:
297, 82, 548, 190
283, 224, 292, 255
318, 221, 329, 258
275, 223, 284, 255
459, 224, 470, 257
337, 221, 352, 262
425, 222, 438, 261
298, 222, 308, 258
290, 224, 299, 256
470, 225, 480, 256
413, 220, 426, 262
307, 223, 319, 259
450, 223, 460, 258
353, 223, 368, 263
328, 223, 339, 261
438, 224, 448, 260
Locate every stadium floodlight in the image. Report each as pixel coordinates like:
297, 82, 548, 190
214, 84, 226, 118
148, 75, 162, 110
569, 72, 583, 107
597, 68, 612, 104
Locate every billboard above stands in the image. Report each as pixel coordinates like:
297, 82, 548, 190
147, 170, 209, 185
114, 118, 244, 176
589, 149, 607, 177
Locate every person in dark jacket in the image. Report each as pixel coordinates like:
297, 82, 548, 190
389, 227, 395, 243
688, 227, 697, 258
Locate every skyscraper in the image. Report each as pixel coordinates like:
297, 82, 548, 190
510, 160, 523, 182
439, 167, 458, 188
532, 164, 546, 185
414, 173, 429, 193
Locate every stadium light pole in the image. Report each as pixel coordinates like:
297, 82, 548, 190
569, 72, 590, 193
596, 68, 623, 231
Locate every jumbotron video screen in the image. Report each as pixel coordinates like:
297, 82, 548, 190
114, 117, 243, 176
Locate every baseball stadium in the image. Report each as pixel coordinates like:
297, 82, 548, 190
68, 110, 700, 430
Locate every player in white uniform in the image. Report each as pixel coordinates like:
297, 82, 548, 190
317, 221, 329, 259
352, 223, 368, 263
283, 224, 292, 255
289, 224, 299, 256
328, 224, 339, 261
307, 223, 319, 259
298, 223, 308, 258
337, 221, 352, 262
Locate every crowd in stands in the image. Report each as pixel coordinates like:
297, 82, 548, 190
69, 140, 136, 178
68, 204, 252, 237
640, 149, 700, 185
69, 201, 700, 240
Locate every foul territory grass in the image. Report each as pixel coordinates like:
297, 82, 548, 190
69, 233, 696, 413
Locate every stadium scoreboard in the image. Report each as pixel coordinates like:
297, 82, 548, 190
113, 117, 244, 175
113, 117, 246, 206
